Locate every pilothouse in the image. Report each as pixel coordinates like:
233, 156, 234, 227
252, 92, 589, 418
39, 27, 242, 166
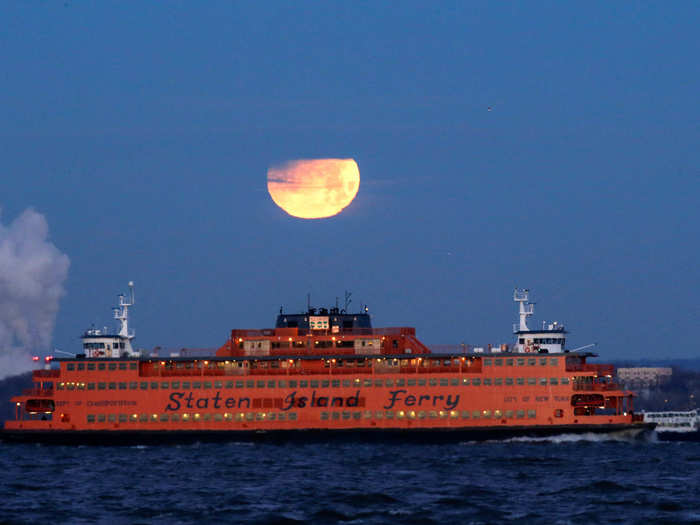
512, 289, 566, 353
81, 281, 139, 358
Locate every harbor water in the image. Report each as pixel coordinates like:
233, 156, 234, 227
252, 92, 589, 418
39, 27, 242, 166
1, 434, 699, 524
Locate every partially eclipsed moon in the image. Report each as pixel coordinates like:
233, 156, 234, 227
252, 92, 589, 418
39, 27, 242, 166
267, 159, 360, 219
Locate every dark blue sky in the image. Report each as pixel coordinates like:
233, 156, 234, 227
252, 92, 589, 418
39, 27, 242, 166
1, 2, 698, 359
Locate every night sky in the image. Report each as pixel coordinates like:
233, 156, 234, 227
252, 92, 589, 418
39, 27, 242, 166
1, 2, 698, 360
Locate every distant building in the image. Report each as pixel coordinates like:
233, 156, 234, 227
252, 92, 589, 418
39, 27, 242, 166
617, 367, 673, 388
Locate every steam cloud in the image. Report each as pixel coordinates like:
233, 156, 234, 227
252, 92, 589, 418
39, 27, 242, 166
0, 208, 69, 379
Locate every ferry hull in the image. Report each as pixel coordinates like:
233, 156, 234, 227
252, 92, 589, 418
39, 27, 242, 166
0, 423, 655, 446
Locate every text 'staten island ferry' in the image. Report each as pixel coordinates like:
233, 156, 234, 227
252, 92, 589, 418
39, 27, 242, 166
1, 285, 654, 444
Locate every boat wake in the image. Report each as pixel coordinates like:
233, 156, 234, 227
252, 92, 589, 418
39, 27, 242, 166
467, 429, 652, 444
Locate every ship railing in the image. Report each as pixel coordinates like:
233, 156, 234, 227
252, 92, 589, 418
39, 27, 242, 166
566, 363, 614, 375
22, 388, 54, 397
427, 345, 471, 354
33, 369, 60, 378
230, 327, 417, 338
572, 383, 620, 392
159, 348, 219, 358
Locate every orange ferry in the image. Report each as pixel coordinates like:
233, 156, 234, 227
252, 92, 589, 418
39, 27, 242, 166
2, 285, 653, 444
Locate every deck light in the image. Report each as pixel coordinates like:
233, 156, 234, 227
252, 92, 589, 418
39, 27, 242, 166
16, 402, 20, 406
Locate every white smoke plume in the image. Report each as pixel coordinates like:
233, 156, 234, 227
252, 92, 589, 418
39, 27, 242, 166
0, 208, 69, 379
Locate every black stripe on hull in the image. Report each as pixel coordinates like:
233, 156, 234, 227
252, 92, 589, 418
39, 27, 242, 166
1, 423, 655, 446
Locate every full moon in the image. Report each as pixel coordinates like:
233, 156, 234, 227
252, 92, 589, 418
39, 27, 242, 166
267, 159, 360, 219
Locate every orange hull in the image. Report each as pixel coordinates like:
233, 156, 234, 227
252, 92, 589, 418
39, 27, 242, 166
4, 353, 649, 440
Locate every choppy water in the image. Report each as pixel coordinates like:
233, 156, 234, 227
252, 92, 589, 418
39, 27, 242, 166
1, 434, 700, 524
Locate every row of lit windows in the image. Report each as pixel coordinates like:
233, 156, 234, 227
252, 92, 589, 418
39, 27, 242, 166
64, 356, 561, 373
66, 362, 137, 372
483, 357, 559, 367
86, 412, 299, 423
320, 409, 537, 420
517, 338, 564, 345
85, 409, 538, 424
58, 377, 572, 390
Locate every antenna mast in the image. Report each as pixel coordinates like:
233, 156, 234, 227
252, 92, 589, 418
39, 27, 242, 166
513, 288, 534, 331
114, 281, 135, 340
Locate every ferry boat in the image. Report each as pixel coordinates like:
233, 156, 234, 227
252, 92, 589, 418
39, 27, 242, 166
643, 410, 700, 441
1, 285, 653, 444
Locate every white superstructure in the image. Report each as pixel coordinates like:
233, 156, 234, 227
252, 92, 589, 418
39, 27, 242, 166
643, 410, 699, 433
81, 282, 139, 358
512, 288, 566, 353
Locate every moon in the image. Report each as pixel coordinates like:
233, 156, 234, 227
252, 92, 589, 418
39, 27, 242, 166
267, 159, 360, 219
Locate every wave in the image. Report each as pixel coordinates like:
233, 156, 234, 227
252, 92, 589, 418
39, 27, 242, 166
462, 429, 652, 444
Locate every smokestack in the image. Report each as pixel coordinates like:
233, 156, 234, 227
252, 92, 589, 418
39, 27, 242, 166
0, 208, 69, 379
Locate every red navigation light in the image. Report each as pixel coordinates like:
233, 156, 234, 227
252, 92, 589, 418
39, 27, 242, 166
32, 356, 40, 362
45, 356, 54, 362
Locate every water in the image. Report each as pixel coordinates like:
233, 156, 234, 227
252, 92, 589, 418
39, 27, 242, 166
1, 435, 700, 524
